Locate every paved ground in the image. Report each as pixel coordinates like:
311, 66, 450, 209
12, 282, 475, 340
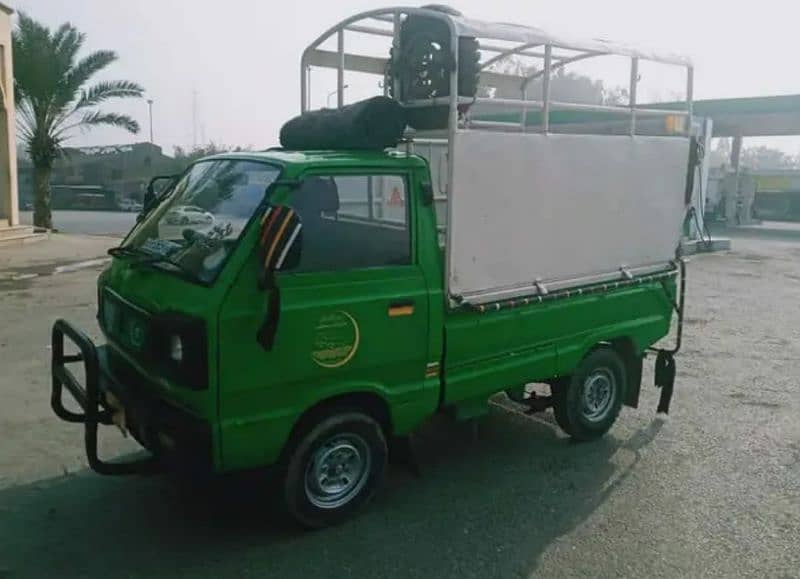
0, 230, 798, 578
20, 210, 135, 236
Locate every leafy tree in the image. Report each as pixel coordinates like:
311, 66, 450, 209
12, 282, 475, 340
740, 146, 799, 171
481, 57, 623, 104
709, 138, 800, 171
172, 142, 252, 172
709, 138, 732, 168
13, 13, 144, 228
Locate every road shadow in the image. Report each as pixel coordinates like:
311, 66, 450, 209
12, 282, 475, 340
0, 406, 664, 579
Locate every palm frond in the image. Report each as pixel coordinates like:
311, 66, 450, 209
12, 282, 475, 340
55, 50, 117, 109
76, 111, 140, 134
14, 13, 50, 49
13, 12, 144, 169
13, 13, 57, 104
63, 50, 117, 93
73, 80, 145, 110
51, 22, 84, 66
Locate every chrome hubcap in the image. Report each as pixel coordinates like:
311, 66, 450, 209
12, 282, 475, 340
581, 368, 616, 422
304, 433, 370, 509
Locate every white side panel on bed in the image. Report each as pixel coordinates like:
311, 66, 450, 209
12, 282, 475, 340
448, 131, 689, 304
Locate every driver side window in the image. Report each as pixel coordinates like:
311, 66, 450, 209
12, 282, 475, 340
287, 174, 410, 273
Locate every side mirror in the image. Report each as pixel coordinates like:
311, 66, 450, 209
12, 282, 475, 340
143, 175, 178, 213
259, 205, 303, 274
256, 204, 303, 350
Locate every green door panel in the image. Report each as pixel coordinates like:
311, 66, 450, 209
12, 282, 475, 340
217, 164, 440, 472
218, 264, 436, 471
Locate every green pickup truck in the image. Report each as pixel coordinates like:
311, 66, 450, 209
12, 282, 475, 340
51, 7, 691, 528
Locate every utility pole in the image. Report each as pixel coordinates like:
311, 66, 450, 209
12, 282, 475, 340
147, 99, 154, 143
192, 90, 198, 149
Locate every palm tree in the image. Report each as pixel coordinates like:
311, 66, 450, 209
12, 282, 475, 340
13, 13, 144, 228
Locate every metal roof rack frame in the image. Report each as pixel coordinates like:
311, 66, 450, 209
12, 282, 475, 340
300, 6, 694, 303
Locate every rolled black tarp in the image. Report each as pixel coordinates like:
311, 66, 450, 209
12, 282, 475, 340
279, 96, 407, 151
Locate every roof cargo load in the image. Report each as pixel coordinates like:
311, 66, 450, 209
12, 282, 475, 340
280, 96, 406, 150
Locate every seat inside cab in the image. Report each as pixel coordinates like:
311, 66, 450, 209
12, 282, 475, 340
289, 176, 410, 272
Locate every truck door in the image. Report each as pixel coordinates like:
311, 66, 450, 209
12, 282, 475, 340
217, 170, 438, 471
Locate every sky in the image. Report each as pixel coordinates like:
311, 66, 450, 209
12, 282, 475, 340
13, 0, 800, 156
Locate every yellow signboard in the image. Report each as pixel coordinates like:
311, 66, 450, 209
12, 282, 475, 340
756, 176, 793, 191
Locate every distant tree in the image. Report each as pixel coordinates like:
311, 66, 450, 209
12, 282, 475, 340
481, 57, 624, 105
13, 13, 144, 228
740, 146, 800, 171
601, 86, 630, 106
709, 139, 800, 171
172, 142, 253, 171
709, 138, 732, 168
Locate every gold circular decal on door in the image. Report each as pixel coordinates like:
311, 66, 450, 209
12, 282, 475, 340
311, 311, 360, 368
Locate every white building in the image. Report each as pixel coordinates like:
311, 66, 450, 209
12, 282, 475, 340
0, 1, 19, 233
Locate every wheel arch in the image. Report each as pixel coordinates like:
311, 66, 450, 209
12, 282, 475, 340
562, 336, 643, 408
280, 390, 393, 464
605, 337, 644, 408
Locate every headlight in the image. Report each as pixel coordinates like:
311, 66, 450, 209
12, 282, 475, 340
153, 315, 208, 390
169, 334, 183, 362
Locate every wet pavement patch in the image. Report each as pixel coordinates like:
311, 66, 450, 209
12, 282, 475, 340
0, 258, 110, 292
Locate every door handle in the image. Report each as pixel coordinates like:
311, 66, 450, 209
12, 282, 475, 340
388, 300, 415, 317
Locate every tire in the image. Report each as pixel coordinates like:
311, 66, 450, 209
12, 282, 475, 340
282, 409, 388, 529
552, 348, 627, 441
387, 11, 481, 131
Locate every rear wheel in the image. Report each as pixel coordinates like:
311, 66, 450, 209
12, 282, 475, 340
552, 348, 626, 441
282, 409, 387, 529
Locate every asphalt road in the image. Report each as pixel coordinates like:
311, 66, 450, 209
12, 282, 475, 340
20, 210, 135, 236
1, 230, 798, 578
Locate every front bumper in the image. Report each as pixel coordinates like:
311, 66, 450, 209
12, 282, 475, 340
51, 319, 211, 475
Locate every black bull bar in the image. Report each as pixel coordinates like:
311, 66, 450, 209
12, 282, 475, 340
51, 319, 158, 475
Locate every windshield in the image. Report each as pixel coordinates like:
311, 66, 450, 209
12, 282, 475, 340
122, 159, 280, 283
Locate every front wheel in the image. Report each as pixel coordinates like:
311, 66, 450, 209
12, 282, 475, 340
552, 348, 627, 441
282, 410, 388, 528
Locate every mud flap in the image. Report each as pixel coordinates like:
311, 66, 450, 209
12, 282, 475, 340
654, 350, 676, 414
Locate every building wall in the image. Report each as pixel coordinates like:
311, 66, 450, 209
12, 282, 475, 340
19, 142, 178, 209
0, 3, 18, 226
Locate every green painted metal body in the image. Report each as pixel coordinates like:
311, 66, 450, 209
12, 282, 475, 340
99, 149, 675, 472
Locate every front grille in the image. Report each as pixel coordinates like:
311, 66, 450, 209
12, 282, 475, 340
99, 286, 209, 391
101, 289, 151, 357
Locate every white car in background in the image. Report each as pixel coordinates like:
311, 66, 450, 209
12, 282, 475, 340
164, 205, 214, 226
118, 198, 141, 212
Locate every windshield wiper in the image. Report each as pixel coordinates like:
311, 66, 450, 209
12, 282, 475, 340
109, 245, 202, 283
131, 255, 202, 283
108, 246, 156, 261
